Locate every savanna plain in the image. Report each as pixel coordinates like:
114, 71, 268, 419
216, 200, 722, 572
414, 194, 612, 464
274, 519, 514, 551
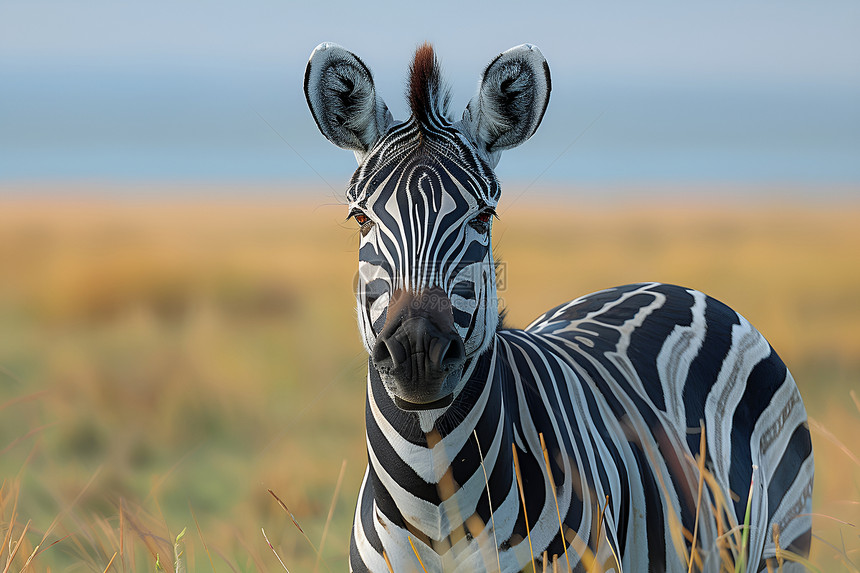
1, 185, 858, 572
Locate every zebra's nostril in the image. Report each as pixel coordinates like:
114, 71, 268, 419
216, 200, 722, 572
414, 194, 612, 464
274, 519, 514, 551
373, 336, 404, 367
427, 338, 445, 369
441, 336, 465, 369
386, 337, 408, 367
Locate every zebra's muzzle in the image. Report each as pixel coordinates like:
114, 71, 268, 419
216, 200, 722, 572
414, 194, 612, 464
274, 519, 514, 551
372, 287, 466, 408
393, 393, 453, 411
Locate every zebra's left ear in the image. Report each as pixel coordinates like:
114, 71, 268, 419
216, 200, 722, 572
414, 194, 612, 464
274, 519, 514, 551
460, 44, 551, 167
304, 42, 393, 164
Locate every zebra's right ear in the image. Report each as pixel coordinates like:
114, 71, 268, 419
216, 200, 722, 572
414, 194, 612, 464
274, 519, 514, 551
460, 44, 551, 167
304, 43, 393, 163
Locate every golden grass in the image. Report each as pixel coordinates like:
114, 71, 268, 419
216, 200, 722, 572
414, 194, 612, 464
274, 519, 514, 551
1, 187, 859, 571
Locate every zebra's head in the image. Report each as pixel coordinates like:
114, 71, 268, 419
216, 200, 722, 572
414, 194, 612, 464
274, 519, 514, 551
305, 43, 550, 410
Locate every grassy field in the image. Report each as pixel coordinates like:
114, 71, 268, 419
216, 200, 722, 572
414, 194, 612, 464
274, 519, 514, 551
1, 185, 858, 571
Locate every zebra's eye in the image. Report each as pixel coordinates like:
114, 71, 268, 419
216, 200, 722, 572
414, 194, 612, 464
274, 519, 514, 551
349, 208, 375, 235
469, 208, 496, 233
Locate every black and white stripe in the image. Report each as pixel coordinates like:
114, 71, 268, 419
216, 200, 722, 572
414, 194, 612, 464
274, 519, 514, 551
304, 43, 814, 573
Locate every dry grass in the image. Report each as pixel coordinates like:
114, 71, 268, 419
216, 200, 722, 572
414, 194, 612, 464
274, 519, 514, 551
0, 186, 858, 571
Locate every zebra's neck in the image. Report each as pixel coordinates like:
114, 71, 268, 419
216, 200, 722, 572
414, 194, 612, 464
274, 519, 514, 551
361, 330, 627, 571
364, 338, 516, 546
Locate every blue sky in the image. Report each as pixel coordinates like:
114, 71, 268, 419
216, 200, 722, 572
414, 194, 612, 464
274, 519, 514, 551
1, 0, 859, 187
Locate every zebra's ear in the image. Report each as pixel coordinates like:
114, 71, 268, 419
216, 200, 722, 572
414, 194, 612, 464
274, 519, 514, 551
304, 43, 393, 163
460, 44, 551, 166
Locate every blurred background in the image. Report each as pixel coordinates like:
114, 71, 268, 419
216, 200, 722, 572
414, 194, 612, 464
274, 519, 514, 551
1, 1, 859, 571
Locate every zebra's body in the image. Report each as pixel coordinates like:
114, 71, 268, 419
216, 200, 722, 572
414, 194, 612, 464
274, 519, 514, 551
351, 283, 812, 572
303, 42, 813, 572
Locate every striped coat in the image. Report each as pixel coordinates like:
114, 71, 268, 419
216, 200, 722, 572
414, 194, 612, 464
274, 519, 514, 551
304, 42, 813, 572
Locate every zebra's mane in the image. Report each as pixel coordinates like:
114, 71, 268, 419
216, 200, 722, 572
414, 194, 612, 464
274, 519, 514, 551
408, 43, 452, 129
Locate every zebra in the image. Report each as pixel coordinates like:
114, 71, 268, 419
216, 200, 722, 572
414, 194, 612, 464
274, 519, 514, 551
303, 42, 814, 572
